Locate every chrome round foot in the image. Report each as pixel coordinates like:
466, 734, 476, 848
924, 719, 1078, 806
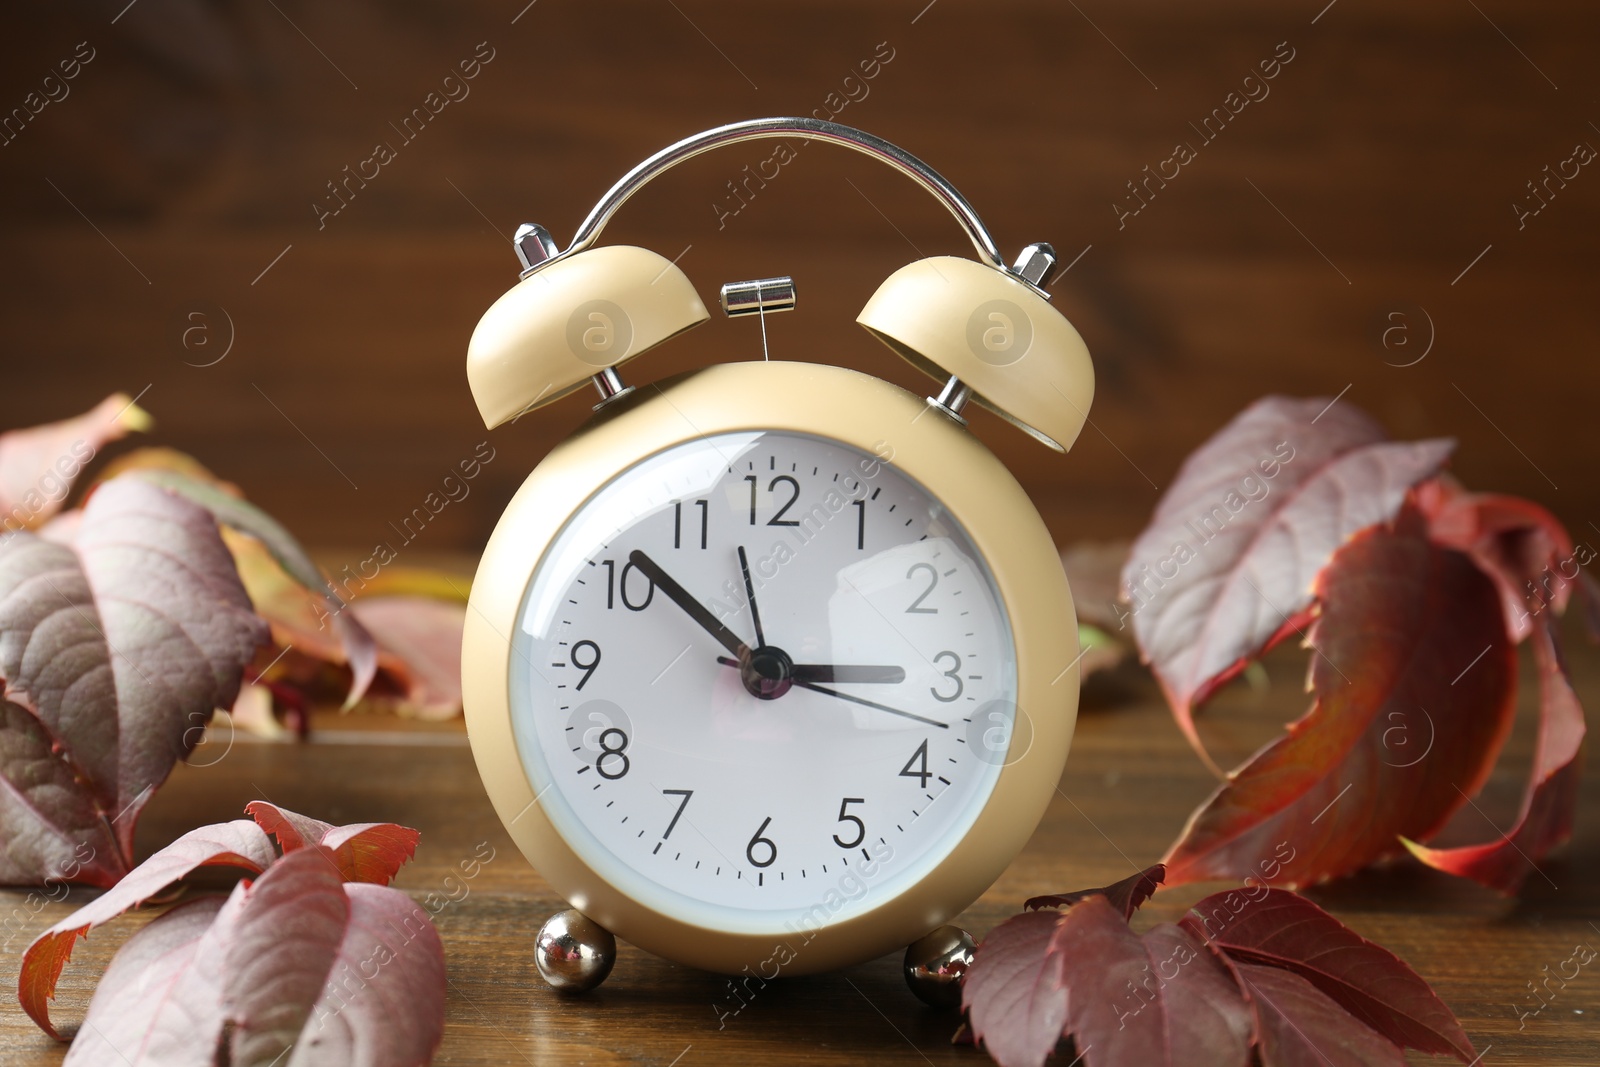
903, 925, 976, 1009
535, 909, 617, 993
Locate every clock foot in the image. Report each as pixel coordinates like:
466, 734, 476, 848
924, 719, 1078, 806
903, 925, 976, 1010
535, 909, 617, 993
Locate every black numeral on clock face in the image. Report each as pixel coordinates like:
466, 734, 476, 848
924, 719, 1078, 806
905, 562, 938, 614
601, 559, 655, 610
746, 816, 777, 868
572, 640, 602, 690
746, 475, 801, 526
662, 788, 693, 839
832, 797, 866, 849
674, 500, 708, 550
595, 727, 630, 779
899, 739, 931, 788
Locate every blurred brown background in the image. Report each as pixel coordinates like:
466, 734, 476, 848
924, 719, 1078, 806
2, 0, 1596, 560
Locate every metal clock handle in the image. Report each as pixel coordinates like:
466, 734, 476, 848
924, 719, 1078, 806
516, 117, 1008, 274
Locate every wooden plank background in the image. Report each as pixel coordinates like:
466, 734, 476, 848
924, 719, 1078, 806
1, 0, 1596, 552
1, 1, 1598, 1064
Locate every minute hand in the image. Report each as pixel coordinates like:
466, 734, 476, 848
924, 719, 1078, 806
627, 550, 748, 659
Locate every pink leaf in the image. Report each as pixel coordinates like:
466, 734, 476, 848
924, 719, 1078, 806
1163, 511, 1516, 887
60, 895, 229, 1066
1122, 396, 1452, 769
0, 478, 269, 889
1181, 888, 1474, 1060
349, 596, 466, 719
288, 882, 446, 1066
0, 393, 151, 531
1404, 615, 1585, 891
19, 819, 276, 1038
247, 801, 419, 885
221, 847, 351, 1067
1025, 863, 1165, 918
1231, 961, 1405, 1067
962, 910, 1069, 1067
1053, 898, 1252, 1067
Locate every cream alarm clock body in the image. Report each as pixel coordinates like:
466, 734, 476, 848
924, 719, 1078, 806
461, 118, 1094, 996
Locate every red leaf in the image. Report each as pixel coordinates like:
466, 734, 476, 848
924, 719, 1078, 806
221, 847, 352, 1066
1181, 888, 1474, 1060
1230, 961, 1404, 1067
291, 882, 447, 1066
0, 478, 269, 888
349, 595, 467, 719
1123, 397, 1453, 770
962, 910, 1069, 1067
1163, 511, 1515, 886
1053, 897, 1252, 1067
1025, 863, 1166, 918
247, 800, 420, 885
19, 819, 276, 1038
1418, 481, 1584, 642
58, 896, 229, 1065
1404, 615, 1585, 891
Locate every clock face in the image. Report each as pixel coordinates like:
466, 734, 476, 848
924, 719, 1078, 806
509, 430, 1018, 935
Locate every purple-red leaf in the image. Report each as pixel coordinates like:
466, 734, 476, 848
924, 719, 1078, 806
1163, 510, 1515, 887
1025, 863, 1165, 918
962, 910, 1069, 1067
1053, 897, 1253, 1067
1122, 396, 1452, 769
59, 895, 229, 1066
1230, 960, 1404, 1067
246, 800, 419, 885
1181, 888, 1474, 1061
289, 882, 446, 1066
221, 847, 351, 1067
0, 478, 269, 889
1404, 615, 1585, 891
19, 818, 276, 1038
1418, 481, 1582, 642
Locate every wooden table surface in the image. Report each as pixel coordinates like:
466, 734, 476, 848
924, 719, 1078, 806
2, 618, 1595, 1066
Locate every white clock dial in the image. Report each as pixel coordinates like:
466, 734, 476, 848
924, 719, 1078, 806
509, 430, 1018, 935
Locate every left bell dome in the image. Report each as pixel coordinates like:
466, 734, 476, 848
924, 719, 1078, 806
466, 244, 710, 429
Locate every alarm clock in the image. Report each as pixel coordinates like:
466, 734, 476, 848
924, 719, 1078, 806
460, 118, 1093, 996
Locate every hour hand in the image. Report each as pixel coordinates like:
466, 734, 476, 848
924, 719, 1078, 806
627, 550, 748, 659
792, 664, 906, 684
714, 657, 905, 684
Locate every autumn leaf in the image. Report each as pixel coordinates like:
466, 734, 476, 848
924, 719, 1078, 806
1054, 899, 1253, 1067
1228, 961, 1404, 1067
963, 877, 1474, 1067
126, 467, 379, 708
0, 393, 151, 532
57, 895, 231, 1065
1180, 888, 1474, 1060
1121, 396, 1453, 770
349, 595, 468, 719
0, 478, 269, 891
961, 910, 1070, 1067
245, 799, 419, 884
1163, 510, 1515, 887
23, 805, 445, 1066
1404, 614, 1585, 891
1025, 862, 1165, 917
20, 819, 278, 1038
